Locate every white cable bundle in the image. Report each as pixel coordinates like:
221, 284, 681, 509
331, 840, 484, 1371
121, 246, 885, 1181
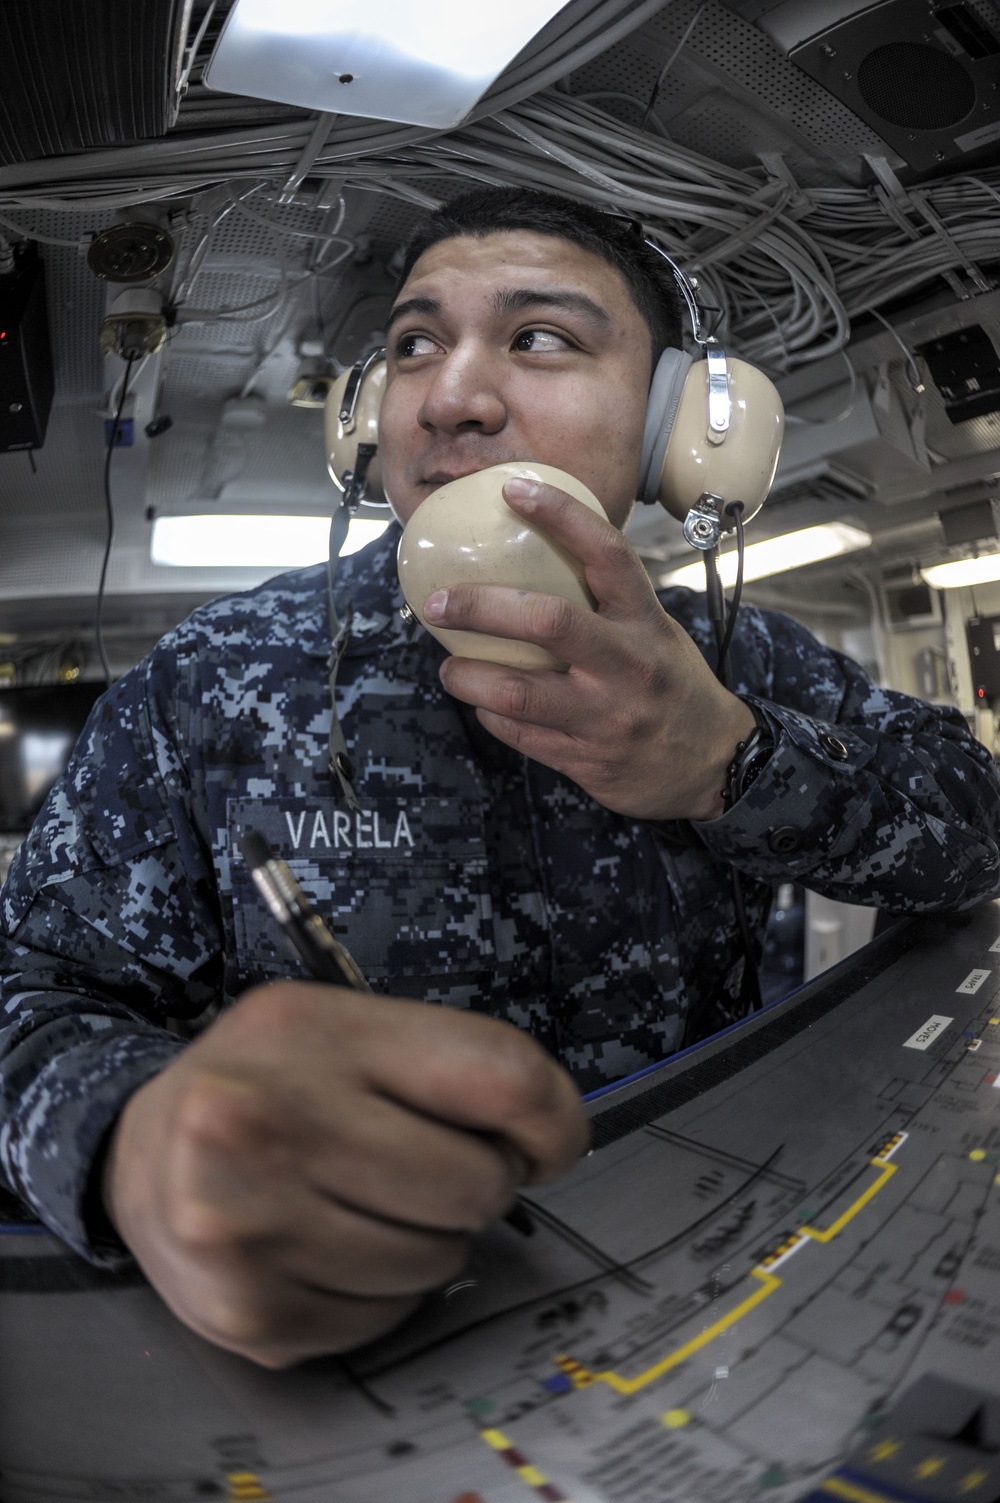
805, 175, 1000, 317
0, 52, 995, 368
317, 93, 849, 369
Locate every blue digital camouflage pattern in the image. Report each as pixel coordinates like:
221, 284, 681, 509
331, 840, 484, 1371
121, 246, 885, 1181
1, 522, 999, 1263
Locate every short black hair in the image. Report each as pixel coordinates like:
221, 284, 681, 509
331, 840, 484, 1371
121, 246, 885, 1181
396, 186, 684, 364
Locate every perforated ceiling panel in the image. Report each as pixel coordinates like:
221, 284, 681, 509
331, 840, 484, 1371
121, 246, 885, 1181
163, 349, 250, 406
657, 2, 887, 149
204, 203, 320, 266
571, 0, 891, 178
174, 269, 285, 342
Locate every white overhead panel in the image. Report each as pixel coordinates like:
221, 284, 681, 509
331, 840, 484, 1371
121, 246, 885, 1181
204, 0, 576, 127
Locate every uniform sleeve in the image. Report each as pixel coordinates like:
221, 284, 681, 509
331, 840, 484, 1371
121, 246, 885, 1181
0, 648, 224, 1263
690, 600, 1000, 911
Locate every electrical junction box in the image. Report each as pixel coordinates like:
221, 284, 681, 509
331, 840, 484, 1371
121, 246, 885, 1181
880, 569, 942, 630
0, 243, 54, 452
966, 616, 1000, 702
917, 325, 1000, 425
938, 497, 1000, 546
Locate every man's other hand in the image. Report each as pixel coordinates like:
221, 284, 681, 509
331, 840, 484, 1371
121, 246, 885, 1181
102, 982, 588, 1368
427, 476, 756, 822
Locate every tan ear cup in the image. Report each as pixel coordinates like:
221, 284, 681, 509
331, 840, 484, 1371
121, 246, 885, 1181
324, 354, 388, 506
654, 357, 784, 525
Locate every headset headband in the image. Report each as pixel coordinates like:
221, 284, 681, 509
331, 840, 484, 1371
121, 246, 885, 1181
641, 237, 710, 348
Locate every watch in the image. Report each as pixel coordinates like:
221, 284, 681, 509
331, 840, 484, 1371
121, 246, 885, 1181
722, 700, 775, 812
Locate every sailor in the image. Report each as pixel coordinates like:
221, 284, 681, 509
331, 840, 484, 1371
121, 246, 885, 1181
1, 187, 998, 1366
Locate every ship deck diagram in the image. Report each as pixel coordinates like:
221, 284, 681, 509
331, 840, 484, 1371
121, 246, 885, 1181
4, 905, 1000, 1502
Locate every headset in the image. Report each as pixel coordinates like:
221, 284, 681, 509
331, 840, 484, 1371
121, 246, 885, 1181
323, 244, 784, 555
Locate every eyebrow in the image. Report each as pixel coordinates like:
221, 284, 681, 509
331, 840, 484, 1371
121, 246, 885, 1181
385, 294, 440, 335
492, 287, 612, 327
385, 286, 613, 337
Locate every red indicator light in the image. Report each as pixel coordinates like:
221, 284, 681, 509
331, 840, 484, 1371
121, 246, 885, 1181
978, 687, 987, 698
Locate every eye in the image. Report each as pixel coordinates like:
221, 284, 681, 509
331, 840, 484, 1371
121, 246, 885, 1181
395, 332, 439, 359
512, 328, 572, 353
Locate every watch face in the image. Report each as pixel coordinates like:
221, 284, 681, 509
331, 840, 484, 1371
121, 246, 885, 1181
743, 753, 768, 792
729, 729, 775, 807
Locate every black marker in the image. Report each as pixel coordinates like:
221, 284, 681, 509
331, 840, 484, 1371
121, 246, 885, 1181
239, 829, 372, 992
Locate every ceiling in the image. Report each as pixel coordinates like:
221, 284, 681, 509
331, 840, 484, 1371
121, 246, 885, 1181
0, 0, 999, 675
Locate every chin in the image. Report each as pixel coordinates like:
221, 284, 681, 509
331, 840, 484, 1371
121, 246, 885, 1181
383, 489, 425, 527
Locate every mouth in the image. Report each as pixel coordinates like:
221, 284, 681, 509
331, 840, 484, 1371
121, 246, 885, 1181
420, 469, 483, 488
420, 456, 532, 490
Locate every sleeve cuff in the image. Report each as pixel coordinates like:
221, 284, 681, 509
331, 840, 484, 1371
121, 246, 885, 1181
692, 699, 876, 879
3, 1029, 186, 1266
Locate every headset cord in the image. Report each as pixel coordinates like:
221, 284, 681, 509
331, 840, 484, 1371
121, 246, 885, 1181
704, 514, 763, 1022
704, 545, 729, 687
96, 353, 137, 689
716, 502, 746, 672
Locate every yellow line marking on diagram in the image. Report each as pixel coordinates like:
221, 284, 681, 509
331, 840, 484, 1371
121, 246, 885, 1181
798, 1159, 898, 1244
820, 1478, 897, 1503
226, 1474, 271, 1502
555, 1136, 905, 1397
560, 1267, 781, 1397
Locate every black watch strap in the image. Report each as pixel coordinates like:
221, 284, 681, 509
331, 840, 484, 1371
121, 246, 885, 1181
722, 701, 775, 812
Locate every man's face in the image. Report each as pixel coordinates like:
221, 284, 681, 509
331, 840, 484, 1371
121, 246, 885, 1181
378, 231, 652, 531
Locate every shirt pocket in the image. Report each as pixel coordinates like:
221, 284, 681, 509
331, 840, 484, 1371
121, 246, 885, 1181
226, 795, 493, 995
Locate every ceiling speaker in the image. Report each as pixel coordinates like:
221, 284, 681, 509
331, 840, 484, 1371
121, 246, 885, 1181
86, 222, 175, 284
756, 0, 1000, 170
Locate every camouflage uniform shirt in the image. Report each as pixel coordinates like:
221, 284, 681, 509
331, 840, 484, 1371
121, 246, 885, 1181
2, 524, 999, 1262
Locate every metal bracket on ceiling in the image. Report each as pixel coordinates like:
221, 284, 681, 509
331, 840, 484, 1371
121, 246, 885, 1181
279, 111, 340, 202
864, 154, 992, 300
312, 176, 345, 213
756, 153, 811, 220
176, 1, 217, 108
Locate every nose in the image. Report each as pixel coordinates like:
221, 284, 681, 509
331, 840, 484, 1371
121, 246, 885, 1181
417, 341, 507, 436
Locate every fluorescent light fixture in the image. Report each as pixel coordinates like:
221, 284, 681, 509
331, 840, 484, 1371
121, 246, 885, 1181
150, 514, 389, 568
204, 0, 571, 128
661, 523, 872, 589
920, 553, 1000, 589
